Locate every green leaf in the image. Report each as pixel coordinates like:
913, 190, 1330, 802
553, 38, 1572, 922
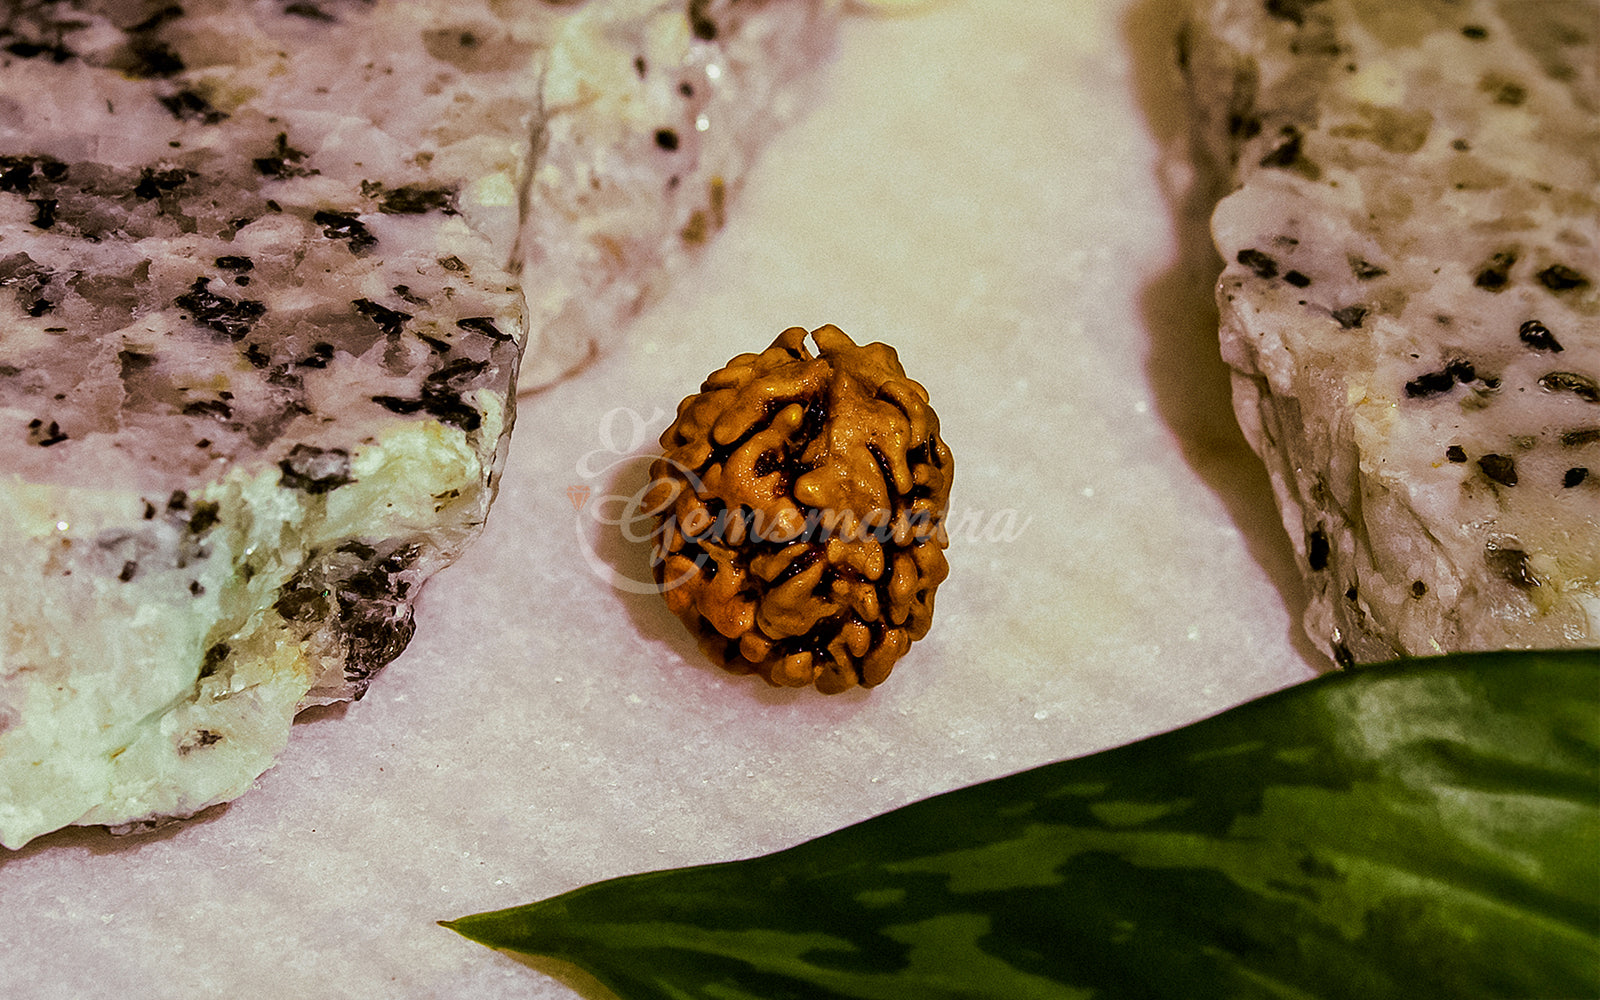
443, 651, 1600, 1000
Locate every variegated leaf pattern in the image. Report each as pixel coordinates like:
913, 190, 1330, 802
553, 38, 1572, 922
445, 651, 1600, 1000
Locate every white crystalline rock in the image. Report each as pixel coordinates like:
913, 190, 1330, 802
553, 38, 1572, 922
1182, 0, 1599, 664
523, 0, 839, 385
0, 0, 840, 850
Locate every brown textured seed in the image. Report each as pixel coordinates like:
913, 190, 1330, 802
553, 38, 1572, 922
645, 325, 953, 693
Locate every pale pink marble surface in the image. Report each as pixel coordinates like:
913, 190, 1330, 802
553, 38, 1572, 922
0, 1, 1321, 996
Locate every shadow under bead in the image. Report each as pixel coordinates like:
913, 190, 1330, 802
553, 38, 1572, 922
645, 324, 953, 693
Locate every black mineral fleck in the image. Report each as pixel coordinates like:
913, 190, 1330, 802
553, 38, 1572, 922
279, 444, 356, 494
27, 418, 67, 447
284, 2, 338, 21
1537, 264, 1590, 293
119, 40, 185, 79
1474, 250, 1516, 291
1264, 0, 1325, 26
299, 342, 335, 369
338, 577, 418, 687
129, 4, 185, 32
366, 182, 456, 215
134, 167, 194, 200
416, 331, 453, 353
27, 198, 56, 230
274, 585, 329, 622
1562, 428, 1600, 447
174, 277, 267, 341
371, 386, 482, 432
159, 90, 228, 125
1489, 80, 1527, 106
456, 316, 512, 341
1484, 545, 1538, 589
353, 298, 411, 337
0, 157, 36, 193
1539, 371, 1600, 403
314, 210, 376, 254
254, 133, 317, 179
181, 399, 233, 419
187, 501, 222, 535
1307, 527, 1329, 571
1518, 319, 1563, 352
1405, 368, 1456, 398
200, 642, 230, 678
4, 40, 76, 62
1259, 127, 1306, 169
687, 0, 718, 39
181, 730, 223, 752
1333, 641, 1354, 669
1237, 248, 1279, 280
424, 357, 490, 387
1331, 305, 1367, 329
1478, 453, 1518, 487
1349, 257, 1387, 280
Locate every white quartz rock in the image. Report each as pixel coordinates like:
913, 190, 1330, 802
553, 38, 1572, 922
1182, 0, 1599, 664
0, 0, 839, 850
520, 0, 841, 387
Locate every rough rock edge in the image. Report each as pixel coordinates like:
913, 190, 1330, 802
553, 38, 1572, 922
1178, 0, 1600, 665
0, 0, 842, 850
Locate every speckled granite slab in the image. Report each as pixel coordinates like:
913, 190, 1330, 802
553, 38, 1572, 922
1182, 0, 1600, 663
0, 0, 838, 850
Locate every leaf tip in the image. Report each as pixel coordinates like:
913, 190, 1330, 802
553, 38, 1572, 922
438, 917, 477, 941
